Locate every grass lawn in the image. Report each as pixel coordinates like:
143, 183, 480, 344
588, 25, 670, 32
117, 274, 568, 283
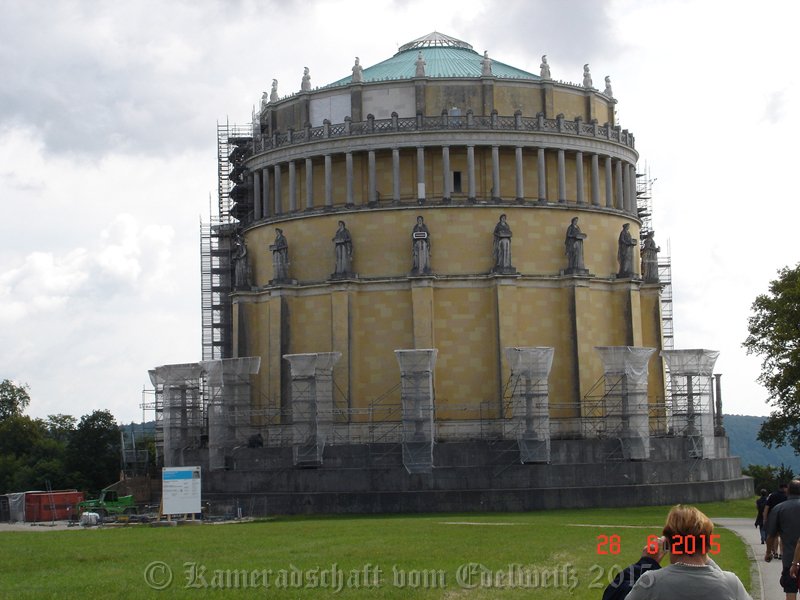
0, 498, 755, 599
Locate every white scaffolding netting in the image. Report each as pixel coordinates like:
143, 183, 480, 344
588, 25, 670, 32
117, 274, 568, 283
150, 363, 205, 467
283, 353, 341, 466
395, 349, 437, 474
588, 347, 655, 459
313, 352, 341, 457
504, 347, 554, 463
661, 349, 719, 459
202, 357, 261, 471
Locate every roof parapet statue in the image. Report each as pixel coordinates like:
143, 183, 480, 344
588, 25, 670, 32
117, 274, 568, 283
603, 75, 613, 98
301, 67, 311, 92
415, 51, 426, 77
582, 64, 593, 89
352, 57, 363, 83
540, 55, 551, 80
269, 79, 279, 102
481, 50, 493, 77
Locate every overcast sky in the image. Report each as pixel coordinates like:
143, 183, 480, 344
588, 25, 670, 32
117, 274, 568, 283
1, 0, 797, 424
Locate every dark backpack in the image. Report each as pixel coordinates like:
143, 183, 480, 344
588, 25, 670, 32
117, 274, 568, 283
602, 557, 661, 600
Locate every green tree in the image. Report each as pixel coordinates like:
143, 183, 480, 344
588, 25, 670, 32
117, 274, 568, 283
45, 414, 77, 443
744, 264, 800, 452
742, 464, 778, 494
0, 379, 31, 420
67, 410, 121, 494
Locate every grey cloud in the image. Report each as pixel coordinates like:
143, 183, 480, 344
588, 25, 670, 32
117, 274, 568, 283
458, 0, 620, 73
0, 0, 285, 158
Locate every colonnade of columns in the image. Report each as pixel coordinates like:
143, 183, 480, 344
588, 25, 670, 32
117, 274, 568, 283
249, 145, 637, 220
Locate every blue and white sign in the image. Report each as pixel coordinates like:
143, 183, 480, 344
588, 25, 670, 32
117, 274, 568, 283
162, 466, 201, 515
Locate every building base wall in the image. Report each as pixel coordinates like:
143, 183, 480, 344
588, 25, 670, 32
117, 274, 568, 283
183, 438, 751, 516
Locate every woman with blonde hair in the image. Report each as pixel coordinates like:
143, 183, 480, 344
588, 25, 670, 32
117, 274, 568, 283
623, 505, 750, 599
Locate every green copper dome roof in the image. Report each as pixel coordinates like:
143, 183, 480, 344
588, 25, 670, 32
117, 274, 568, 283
325, 31, 539, 88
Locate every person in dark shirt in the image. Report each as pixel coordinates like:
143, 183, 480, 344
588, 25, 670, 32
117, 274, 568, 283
766, 483, 789, 559
756, 489, 769, 544
766, 480, 800, 598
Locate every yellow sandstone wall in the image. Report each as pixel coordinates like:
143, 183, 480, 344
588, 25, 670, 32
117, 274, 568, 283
235, 206, 656, 423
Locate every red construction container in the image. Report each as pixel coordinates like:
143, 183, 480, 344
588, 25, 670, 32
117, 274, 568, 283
23, 490, 84, 522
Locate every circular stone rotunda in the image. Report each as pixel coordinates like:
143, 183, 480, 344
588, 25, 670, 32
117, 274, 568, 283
148, 32, 750, 515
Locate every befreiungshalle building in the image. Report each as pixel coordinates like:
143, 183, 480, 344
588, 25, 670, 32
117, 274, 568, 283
148, 33, 750, 514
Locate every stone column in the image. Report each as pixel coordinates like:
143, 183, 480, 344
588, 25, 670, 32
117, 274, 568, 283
557, 149, 566, 203
392, 148, 400, 203
714, 374, 725, 435
345, 152, 354, 206
590, 154, 600, 207
491, 145, 500, 200
629, 164, 638, 215
395, 348, 438, 473
537, 148, 547, 203
253, 169, 262, 220
368, 150, 376, 204
594, 346, 656, 460
288, 160, 297, 211
661, 349, 720, 459
622, 163, 631, 213
324, 154, 333, 208
274, 164, 282, 214
416, 146, 426, 201
262, 167, 271, 218
604, 156, 613, 208
467, 145, 476, 201
515, 146, 524, 202
305, 158, 314, 210
504, 347, 554, 463
575, 151, 585, 205
615, 160, 624, 210
441, 146, 451, 201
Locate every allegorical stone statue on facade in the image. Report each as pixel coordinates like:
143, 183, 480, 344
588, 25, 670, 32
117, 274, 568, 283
603, 75, 613, 98
481, 50, 493, 76
641, 230, 660, 283
331, 220, 354, 278
564, 217, 588, 274
270, 228, 290, 282
582, 64, 593, 89
415, 51, 426, 77
540, 55, 551, 79
232, 232, 251, 289
269, 79, 279, 103
352, 57, 363, 83
261, 91, 269, 111
301, 67, 311, 92
411, 215, 431, 275
492, 214, 516, 274
617, 223, 638, 278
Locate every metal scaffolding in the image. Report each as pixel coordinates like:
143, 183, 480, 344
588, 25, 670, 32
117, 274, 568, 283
149, 363, 205, 467
282, 353, 342, 466
582, 347, 655, 460
395, 349, 437, 474
503, 347, 554, 463
661, 349, 719, 459
203, 357, 261, 470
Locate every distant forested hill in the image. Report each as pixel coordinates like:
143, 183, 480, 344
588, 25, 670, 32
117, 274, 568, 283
724, 414, 799, 471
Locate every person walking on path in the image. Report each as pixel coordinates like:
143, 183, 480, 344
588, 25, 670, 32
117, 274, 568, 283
766, 479, 800, 599
756, 489, 769, 544
766, 483, 790, 559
